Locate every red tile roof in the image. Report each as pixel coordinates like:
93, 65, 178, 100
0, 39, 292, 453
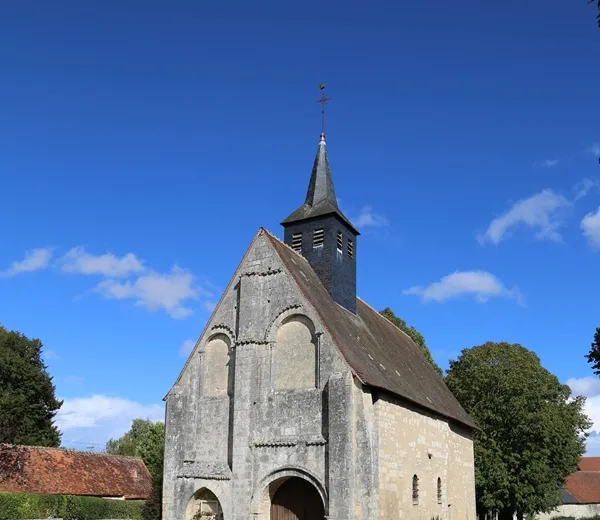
579, 457, 600, 472
0, 444, 153, 499
565, 471, 600, 504
561, 458, 600, 504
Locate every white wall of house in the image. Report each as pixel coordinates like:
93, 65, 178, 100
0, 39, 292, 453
537, 503, 600, 519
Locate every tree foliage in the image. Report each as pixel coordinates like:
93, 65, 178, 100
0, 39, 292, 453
0, 325, 62, 447
585, 327, 600, 375
106, 419, 165, 520
590, 0, 600, 27
445, 342, 591, 520
379, 308, 443, 376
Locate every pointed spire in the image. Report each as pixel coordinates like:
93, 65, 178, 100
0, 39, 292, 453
304, 133, 338, 208
281, 133, 358, 235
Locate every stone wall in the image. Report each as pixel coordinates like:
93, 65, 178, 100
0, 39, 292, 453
162, 231, 359, 520
375, 393, 476, 520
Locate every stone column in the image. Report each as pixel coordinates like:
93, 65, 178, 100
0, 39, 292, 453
326, 372, 354, 520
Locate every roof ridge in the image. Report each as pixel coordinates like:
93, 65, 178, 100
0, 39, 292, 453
165, 228, 268, 399
0, 443, 144, 460
261, 227, 310, 263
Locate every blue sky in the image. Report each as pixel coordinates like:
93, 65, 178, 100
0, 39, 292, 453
1, 1, 599, 452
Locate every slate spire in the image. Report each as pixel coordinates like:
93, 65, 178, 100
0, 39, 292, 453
304, 133, 337, 207
281, 134, 358, 233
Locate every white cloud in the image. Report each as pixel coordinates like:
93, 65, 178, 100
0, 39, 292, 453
0, 247, 53, 278
95, 265, 202, 319
573, 178, 599, 202
351, 206, 390, 228
180, 339, 196, 357
581, 207, 600, 249
404, 270, 523, 305
565, 377, 600, 454
479, 189, 571, 245
44, 350, 59, 360
59, 247, 145, 277
534, 159, 559, 169
56, 395, 164, 447
566, 376, 600, 398
588, 143, 600, 156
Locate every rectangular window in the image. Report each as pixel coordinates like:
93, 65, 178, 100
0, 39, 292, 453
313, 228, 324, 248
347, 238, 354, 258
337, 231, 343, 252
292, 233, 302, 252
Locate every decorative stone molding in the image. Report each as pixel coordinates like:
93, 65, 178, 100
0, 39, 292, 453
252, 435, 327, 448
263, 304, 303, 342
177, 461, 232, 481
241, 268, 283, 278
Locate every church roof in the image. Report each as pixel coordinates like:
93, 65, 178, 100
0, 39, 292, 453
281, 135, 358, 234
264, 229, 476, 429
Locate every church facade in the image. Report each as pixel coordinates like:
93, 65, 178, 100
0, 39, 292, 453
162, 132, 476, 520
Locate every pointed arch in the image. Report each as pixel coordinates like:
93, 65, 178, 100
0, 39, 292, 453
185, 487, 224, 520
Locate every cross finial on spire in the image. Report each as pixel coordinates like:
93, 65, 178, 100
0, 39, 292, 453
316, 83, 331, 138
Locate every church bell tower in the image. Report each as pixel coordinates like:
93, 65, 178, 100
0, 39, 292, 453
281, 88, 359, 313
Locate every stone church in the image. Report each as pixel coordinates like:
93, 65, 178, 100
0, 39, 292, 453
163, 131, 476, 520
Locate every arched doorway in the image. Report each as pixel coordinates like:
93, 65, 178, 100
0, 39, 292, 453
270, 477, 325, 520
186, 488, 223, 520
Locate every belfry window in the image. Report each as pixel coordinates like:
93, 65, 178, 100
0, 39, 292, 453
292, 233, 302, 252
412, 474, 419, 505
437, 477, 442, 504
313, 228, 324, 248
347, 238, 354, 258
337, 231, 343, 252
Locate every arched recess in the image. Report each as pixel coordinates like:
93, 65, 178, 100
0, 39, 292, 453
203, 333, 231, 397
185, 487, 224, 520
272, 314, 317, 391
251, 467, 328, 520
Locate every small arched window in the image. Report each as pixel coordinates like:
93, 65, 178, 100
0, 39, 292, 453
437, 477, 442, 504
412, 474, 419, 505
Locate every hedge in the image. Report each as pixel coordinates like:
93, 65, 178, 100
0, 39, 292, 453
0, 492, 144, 520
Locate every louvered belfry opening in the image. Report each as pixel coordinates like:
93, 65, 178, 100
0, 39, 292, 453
282, 134, 360, 313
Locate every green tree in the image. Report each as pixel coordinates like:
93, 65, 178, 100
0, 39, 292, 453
106, 418, 155, 457
445, 341, 591, 520
379, 308, 443, 376
0, 325, 62, 446
590, 0, 600, 27
585, 327, 600, 375
106, 419, 165, 520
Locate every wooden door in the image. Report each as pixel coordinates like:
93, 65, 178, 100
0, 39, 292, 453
270, 477, 325, 520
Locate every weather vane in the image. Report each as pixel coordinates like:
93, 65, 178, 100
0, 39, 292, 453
316, 83, 331, 136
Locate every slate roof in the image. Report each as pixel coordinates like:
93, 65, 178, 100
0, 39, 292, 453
281, 135, 358, 234
0, 444, 153, 499
264, 230, 476, 429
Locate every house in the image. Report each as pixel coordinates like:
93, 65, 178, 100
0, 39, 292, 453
162, 128, 477, 520
537, 457, 600, 519
0, 444, 153, 500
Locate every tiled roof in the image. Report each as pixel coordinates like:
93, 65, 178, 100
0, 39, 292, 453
565, 471, 600, 504
264, 230, 475, 429
0, 444, 153, 499
578, 457, 600, 472
559, 457, 600, 504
